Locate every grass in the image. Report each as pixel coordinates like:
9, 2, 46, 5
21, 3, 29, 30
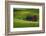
13, 19, 39, 28
13, 8, 39, 28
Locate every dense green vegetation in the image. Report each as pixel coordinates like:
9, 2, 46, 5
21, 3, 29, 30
13, 8, 39, 28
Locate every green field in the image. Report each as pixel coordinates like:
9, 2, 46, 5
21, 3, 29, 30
13, 8, 39, 28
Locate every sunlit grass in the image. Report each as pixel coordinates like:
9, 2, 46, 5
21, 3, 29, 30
13, 18, 39, 28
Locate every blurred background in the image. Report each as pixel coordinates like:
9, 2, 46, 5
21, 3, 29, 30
13, 8, 39, 28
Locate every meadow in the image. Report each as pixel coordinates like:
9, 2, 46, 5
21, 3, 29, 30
13, 8, 39, 28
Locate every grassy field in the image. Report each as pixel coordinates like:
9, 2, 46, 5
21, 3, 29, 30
13, 8, 39, 28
